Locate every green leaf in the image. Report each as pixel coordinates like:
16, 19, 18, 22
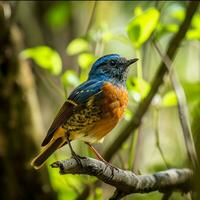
21, 46, 62, 75
155, 23, 179, 39
171, 9, 200, 29
134, 6, 143, 16
192, 13, 200, 29
102, 31, 114, 43
186, 29, 200, 40
128, 77, 150, 102
170, 9, 200, 40
171, 9, 185, 21
186, 13, 200, 40
157, 23, 178, 33
66, 38, 89, 55
162, 91, 177, 107
61, 70, 80, 88
127, 8, 160, 48
78, 53, 95, 69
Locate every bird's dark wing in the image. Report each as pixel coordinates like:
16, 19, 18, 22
41, 79, 104, 146
41, 101, 75, 146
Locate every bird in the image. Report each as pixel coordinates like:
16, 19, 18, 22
31, 54, 138, 169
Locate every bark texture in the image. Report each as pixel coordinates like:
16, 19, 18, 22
0, 3, 57, 200
52, 157, 192, 199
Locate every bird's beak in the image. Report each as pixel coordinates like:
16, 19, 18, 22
126, 58, 139, 67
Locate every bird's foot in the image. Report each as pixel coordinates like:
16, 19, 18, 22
71, 153, 83, 167
102, 160, 119, 179
65, 132, 86, 167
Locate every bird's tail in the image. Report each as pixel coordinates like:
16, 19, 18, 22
31, 137, 65, 169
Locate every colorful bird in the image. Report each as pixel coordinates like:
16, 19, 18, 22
31, 54, 138, 169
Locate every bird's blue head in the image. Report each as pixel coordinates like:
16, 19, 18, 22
88, 54, 138, 86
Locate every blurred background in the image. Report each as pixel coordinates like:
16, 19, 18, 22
0, 1, 199, 200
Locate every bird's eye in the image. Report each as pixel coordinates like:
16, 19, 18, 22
109, 60, 116, 66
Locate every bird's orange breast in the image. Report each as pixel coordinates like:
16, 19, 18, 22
102, 82, 128, 120
87, 82, 128, 142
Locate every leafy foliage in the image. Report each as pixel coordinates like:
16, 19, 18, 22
127, 8, 160, 48
161, 91, 177, 107
156, 6, 200, 40
127, 77, 150, 102
21, 46, 62, 75
66, 38, 90, 55
78, 53, 96, 69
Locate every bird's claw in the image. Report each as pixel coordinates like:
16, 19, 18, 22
103, 161, 119, 179
71, 153, 84, 167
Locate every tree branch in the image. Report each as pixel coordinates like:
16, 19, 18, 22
51, 157, 193, 198
104, 1, 199, 162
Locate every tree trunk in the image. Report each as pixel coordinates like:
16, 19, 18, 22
0, 3, 57, 200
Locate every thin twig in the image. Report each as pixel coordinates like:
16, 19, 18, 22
128, 131, 136, 171
51, 157, 193, 199
85, 1, 97, 35
131, 129, 142, 173
154, 107, 170, 168
153, 41, 198, 169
